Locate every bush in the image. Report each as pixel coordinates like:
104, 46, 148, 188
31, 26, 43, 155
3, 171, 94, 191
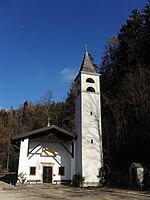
99, 164, 110, 186
72, 173, 85, 187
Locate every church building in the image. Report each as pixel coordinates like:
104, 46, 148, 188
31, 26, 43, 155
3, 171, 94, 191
11, 50, 103, 186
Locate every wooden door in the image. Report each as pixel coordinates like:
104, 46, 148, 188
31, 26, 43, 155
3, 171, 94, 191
43, 166, 52, 183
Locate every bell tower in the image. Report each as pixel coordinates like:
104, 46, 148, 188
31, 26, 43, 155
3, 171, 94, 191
75, 50, 103, 186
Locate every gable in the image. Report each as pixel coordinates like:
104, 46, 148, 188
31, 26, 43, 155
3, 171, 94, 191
11, 124, 75, 151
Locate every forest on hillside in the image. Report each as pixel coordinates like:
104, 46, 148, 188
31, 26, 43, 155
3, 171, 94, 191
0, 1, 149, 181
0, 86, 75, 171
100, 1, 150, 178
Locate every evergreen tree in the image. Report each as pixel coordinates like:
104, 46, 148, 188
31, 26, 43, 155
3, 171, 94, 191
142, 0, 150, 66
116, 10, 143, 87
100, 3, 150, 172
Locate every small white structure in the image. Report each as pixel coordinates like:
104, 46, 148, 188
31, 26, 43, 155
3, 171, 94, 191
129, 162, 145, 189
12, 50, 103, 186
75, 51, 103, 186
12, 125, 75, 184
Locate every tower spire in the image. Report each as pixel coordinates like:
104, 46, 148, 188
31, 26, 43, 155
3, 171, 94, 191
80, 50, 97, 73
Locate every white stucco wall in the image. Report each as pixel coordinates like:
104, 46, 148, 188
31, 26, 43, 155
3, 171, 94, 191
82, 91, 103, 184
75, 71, 103, 186
18, 138, 29, 176
71, 141, 76, 178
18, 138, 73, 183
75, 75, 82, 174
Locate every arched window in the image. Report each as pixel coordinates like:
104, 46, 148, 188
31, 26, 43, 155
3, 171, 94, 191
86, 78, 95, 83
86, 87, 95, 92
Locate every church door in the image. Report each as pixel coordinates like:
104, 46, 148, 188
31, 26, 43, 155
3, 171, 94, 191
43, 166, 52, 183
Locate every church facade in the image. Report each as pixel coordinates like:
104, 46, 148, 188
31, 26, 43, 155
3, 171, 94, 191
11, 50, 103, 186
12, 125, 75, 184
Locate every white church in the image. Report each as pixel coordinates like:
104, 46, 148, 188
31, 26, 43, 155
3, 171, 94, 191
11, 50, 103, 186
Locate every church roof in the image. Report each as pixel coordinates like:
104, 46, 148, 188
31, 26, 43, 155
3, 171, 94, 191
80, 51, 97, 73
11, 124, 75, 142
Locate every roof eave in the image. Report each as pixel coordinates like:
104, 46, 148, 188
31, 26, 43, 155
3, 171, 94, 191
11, 124, 75, 141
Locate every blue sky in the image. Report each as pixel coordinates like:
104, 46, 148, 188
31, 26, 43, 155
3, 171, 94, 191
0, 0, 147, 109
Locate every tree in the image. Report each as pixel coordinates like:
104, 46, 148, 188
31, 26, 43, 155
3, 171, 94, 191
100, 3, 150, 172
116, 10, 143, 87
100, 35, 118, 93
142, 0, 150, 66
101, 9, 144, 91
57, 81, 75, 132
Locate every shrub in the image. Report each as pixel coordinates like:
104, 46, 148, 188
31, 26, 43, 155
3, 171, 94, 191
72, 173, 85, 187
99, 164, 110, 186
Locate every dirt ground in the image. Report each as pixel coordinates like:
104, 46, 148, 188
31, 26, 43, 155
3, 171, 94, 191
0, 181, 150, 200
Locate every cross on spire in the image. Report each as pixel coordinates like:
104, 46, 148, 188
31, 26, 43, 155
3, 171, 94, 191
85, 44, 88, 52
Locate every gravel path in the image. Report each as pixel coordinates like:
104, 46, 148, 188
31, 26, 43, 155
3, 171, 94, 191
0, 181, 150, 200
